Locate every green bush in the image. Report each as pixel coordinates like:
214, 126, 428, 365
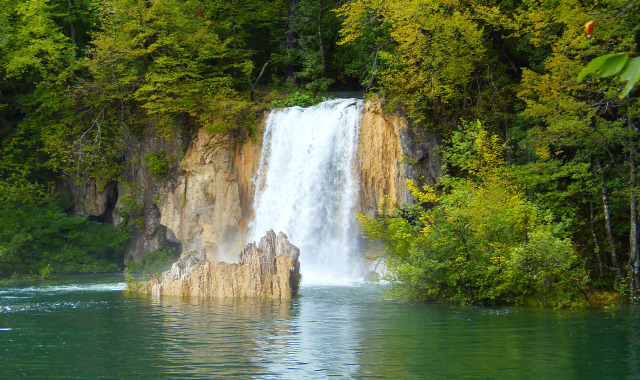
360, 122, 589, 308
116, 184, 144, 227
0, 181, 130, 277
270, 91, 318, 108
125, 244, 180, 276
200, 97, 261, 139
143, 150, 170, 180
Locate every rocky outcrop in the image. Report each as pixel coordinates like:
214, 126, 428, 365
146, 230, 301, 299
114, 129, 189, 262
66, 118, 262, 264
62, 127, 188, 262
65, 180, 118, 222
357, 96, 441, 218
158, 129, 261, 262
67, 97, 440, 275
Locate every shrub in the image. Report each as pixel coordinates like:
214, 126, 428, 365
0, 187, 130, 277
360, 121, 589, 308
270, 91, 318, 108
125, 244, 180, 276
143, 150, 170, 180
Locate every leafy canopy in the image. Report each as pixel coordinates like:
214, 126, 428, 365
360, 121, 588, 308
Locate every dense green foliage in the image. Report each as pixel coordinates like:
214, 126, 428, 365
1, 0, 639, 304
343, 0, 640, 306
270, 91, 318, 108
362, 122, 589, 307
0, 179, 129, 277
124, 243, 179, 292
143, 150, 170, 180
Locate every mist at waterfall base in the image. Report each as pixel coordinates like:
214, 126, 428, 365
249, 99, 365, 285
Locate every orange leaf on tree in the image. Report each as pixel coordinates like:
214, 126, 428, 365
585, 20, 595, 36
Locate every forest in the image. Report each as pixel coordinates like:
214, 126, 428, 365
1, 0, 639, 307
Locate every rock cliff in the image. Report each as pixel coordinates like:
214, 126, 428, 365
65, 122, 261, 264
68, 98, 441, 283
159, 129, 260, 262
63, 128, 188, 262
358, 96, 441, 218
145, 230, 300, 299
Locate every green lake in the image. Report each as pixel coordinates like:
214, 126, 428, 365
1, 274, 639, 379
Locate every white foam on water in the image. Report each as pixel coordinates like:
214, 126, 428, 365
0, 282, 126, 295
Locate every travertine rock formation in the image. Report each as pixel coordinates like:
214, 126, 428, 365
159, 129, 261, 262
146, 230, 301, 299
358, 96, 441, 218
69, 98, 441, 282
68, 125, 261, 264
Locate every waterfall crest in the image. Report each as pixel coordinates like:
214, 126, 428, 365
250, 99, 365, 285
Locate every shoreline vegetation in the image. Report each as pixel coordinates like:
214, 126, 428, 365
1, 0, 639, 308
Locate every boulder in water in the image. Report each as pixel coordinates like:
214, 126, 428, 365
144, 230, 300, 299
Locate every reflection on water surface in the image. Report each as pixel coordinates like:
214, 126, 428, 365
1, 274, 639, 379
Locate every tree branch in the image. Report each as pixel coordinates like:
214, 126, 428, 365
250, 59, 272, 101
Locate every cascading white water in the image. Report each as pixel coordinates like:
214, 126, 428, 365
250, 98, 365, 285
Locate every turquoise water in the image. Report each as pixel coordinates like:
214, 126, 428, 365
1, 274, 639, 379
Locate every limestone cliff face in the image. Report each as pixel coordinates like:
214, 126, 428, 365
64, 128, 188, 262
67, 123, 260, 263
146, 230, 300, 299
115, 130, 189, 261
357, 96, 441, 218
69, 98, 440, 278
66, 180, 118, 222
159, 129, 260, 262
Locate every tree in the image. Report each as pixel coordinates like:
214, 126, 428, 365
0, 0, 83, 182
272, 0, 345, 94
360, 121, 588, 307
337, 0, 520, 129
517, 0, 640, 300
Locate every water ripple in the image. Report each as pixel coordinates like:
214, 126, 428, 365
0, 282, 126, 295
1, 278, 640, 379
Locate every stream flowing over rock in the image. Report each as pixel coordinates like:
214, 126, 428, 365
250, 99, 364, 284
67, 98, 441, 293
145, 230, 300, 299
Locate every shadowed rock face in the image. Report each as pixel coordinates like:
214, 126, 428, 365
145, 230, 300, 299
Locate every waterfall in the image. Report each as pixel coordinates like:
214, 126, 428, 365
250, 99, 365, 285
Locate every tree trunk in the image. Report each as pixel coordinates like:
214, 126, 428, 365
286, 0, 299, 78
250, 60, 271, 101
488, 28, 521, 79
230, 0, 237, 37
590, 201, 605, 278
317, 0, 326, 79
67, 0, 76, 46
596, 158, 622, 287
628, 101, 639, 303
